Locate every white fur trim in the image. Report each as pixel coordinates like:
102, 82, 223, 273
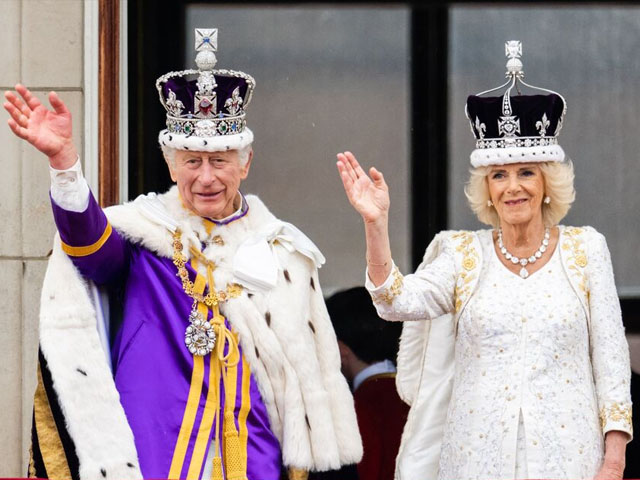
470, 144, 565, 167
40, 189, 362, 475
157, 127, 254, 152
40, 238, 143, 479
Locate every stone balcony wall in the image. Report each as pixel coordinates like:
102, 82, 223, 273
0, 0, 84, 475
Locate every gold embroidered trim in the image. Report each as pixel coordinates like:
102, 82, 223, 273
212, 235, 225, 245
61, 222, 113, 257
562, 227, 589, 299
600, 402, 632, 432
28, 444, 36, 478
453, 232, 479, 312
372, 266, 404, 306
33, 364, 73, 479
288, 468, 309, 480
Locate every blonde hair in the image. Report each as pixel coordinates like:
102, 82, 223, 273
464, 160, 576, 228
161, 144, 253, 167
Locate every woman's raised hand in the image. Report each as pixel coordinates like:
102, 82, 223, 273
336, 151, 390, 225
4, 84, 77, 169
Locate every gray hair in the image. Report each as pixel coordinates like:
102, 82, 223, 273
464, 160, 576, 228
161, 144, 253, 167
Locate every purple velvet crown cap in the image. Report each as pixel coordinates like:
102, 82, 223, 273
467, 93, 565, 141
162, 75, 251, 118
156, 28, 256, 153
465, 41, 567, 168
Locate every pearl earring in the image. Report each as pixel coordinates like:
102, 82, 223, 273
544, 196, 551, 204
487, 200, 493, 207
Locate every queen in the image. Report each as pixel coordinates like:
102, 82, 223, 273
336, 41, 631, 480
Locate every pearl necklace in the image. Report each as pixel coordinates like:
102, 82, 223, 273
497, 227, 550, 279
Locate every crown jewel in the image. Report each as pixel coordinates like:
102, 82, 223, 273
156, 28, 256, 151
465, 41, 568, 167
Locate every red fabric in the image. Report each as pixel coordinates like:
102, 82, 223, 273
354, 374, 409, 480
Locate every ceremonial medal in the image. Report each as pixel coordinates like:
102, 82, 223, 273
172, 229, 243, 356
185, 302, 216, 356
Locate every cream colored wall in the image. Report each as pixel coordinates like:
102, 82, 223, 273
0, 0, 84, 475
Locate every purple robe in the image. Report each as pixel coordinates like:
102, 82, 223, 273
51, 192, 282, 479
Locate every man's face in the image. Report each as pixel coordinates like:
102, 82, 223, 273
168, 149, 252, 219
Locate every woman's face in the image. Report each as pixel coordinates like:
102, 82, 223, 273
487, 163, 545, 227
168, 149, 252, 219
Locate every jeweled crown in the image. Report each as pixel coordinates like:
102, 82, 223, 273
156, 28, 256, 152
465, 41, 568, 167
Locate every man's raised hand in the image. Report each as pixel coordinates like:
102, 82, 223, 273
4, 84, 77, 169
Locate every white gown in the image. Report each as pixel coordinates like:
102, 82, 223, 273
366, 227, 632, 480
439, 243, 601, 479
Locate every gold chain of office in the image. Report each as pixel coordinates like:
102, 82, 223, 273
171, 230, 242, 308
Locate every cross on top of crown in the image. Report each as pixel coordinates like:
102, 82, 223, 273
505, 41, 522, 59
195, 28, 218, 53
505, 41, 523, 77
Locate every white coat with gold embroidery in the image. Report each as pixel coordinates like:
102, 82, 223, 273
365, 227, 631, 480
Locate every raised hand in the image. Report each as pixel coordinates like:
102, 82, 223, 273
336, 151, 390, 225
4, 84, 77, 169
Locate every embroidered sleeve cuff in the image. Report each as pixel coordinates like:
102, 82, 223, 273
61, 223, 113, 257
600, 402, 633, 438
365, 263, 404, 306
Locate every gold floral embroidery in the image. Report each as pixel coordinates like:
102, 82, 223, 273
600, 402, 633, 432
562, 227, 588, 296
216, 283, 244, 303
212, 235, 225, 245
372, 266, 404, 306
462, 257, 476, 271
227, 283, 243, 298
453, 232, 479, 313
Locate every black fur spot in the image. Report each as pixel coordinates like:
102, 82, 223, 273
168, 135, 172, 141
76, 368, 87, 376
283, 270, 291, 283
203, 140, 208, 146
265, 311, 271, 327
255, 346, 260, 359
247, 293, 253, 298
310, 277, 315, 290
101, 468, 107, 478
127, 463, 135, 468
308, 321, 315, 334
184, 146, 190, 150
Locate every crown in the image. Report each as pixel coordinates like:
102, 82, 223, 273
465, 41, 568, 167
156, 28, 256, 152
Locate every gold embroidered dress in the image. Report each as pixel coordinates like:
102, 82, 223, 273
366, 227, 632, 480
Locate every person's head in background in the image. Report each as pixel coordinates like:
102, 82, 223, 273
327, 286, 403, 385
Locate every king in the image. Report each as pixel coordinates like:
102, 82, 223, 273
4, 28, 362, 480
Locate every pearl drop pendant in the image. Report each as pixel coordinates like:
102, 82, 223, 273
497, 227, 550, 279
